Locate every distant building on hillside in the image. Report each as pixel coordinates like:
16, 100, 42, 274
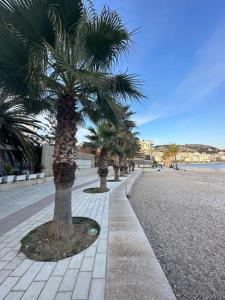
153, 144, 225, 163
137, 139, 155, 160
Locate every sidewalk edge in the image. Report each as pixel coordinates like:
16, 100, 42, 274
106, 169, 177, 300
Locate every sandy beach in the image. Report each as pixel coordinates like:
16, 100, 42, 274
129, 169, 225, 300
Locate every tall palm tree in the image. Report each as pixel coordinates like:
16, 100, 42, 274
109, 142, 122, 181
0, 94, 42, 162
84, 124, 115, 192
162, 149, 172, 167
110, 128, 139, 178
114, 107, 137, 176
0, 1, 144, 238
124, 133, 140, 171
168, 144, 179, 169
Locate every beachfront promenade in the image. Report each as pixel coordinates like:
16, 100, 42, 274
0, 168, 175, 300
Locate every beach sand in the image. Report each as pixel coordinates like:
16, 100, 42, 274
129, 169, 225, 300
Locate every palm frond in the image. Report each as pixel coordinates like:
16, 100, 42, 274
101, 73, 145, 100
79, 5, 131, 70
0, 0, 55, 46
0, 93, 44, 160
48, 0, 83, 35
0, 24, 30, 95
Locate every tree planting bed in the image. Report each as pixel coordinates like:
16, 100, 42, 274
20, 217, 100, 261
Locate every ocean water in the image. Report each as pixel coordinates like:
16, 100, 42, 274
178, 163, 225, 170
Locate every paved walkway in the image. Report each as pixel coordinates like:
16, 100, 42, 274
0, 168, 132, 300
0, 168, 98, 221
0, 169, 176, 300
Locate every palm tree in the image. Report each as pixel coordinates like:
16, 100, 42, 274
0, 1, 143, 238
109, 141, 122, 181
125, 134, 140, 171
112, 154, 120, 181
162, 149, 171, 167
109, 128, 139, 178
168, 144, 179, 169
84, 124, 116, 192
0, 1, 144, 238
115, 107, 137, 176
0, 94, 42, 162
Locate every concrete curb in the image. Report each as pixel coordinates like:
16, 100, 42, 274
125, 169, 143, 198
106, 170, 177, 300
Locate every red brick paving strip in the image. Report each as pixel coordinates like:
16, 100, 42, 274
0, 179, 99, 235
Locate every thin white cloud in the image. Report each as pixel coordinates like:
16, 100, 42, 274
136, 17, 225, 126
134, 112, 164, 126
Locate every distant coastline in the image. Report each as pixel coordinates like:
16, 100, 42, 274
178, 162, 225, 170
179, 162, 225, 165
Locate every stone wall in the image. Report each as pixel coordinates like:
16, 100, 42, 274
41, 144, 95, 176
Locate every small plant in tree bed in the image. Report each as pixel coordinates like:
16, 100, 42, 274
83, 187, 109, 194
107, 179, 121, 182
20, 217, 100, 262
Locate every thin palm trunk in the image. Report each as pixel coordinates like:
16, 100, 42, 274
124, 158, 128, 174
113, 155, 120, 181
128, 160, 132, 172
98, 148, 108, 191
119, 155, 124, 177
132, 160, 135, 171
51, 95, 76, 238
175, 156, 178, 170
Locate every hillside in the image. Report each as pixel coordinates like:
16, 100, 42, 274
154, 144, 224, 154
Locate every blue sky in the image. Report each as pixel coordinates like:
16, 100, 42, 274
85, 0, 225, 148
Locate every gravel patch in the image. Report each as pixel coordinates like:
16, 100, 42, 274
129, 169, 225, 300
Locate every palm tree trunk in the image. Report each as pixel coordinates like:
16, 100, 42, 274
51, 95, 77, 239
128, 160, 132, 172
175, 156, 178, 170
124, 158, 128, 174
113, 155, 120, 181
119, 156, 124, 177
98, 148, 108, 192
132, 160, 135, 171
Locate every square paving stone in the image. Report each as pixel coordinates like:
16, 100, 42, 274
93, 254, 106, 279
34, 262, 56, 281
72, 272, 92, 299
89, 279, 105, 300
21, 281, 45, 300
0, 277, 19, 300
38, 276, 62, 300
59, 269, 79, 292
55, 292, 72, 300
12, 262, 44, 290
80, 257, 95, 272
4, 291, 24, 300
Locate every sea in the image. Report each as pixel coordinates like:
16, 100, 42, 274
178, 163, 225, 170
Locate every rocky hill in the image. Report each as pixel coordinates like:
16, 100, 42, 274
154, 144, 224, 154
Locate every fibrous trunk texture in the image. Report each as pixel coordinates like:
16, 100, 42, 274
98, 148, 108, 191
132, 160, 135, 171
124, 159, 128, 174
119, 156, 124, 177
128, 160, 132, 172
113, 156, 120, 181
52, 95, 77, 239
